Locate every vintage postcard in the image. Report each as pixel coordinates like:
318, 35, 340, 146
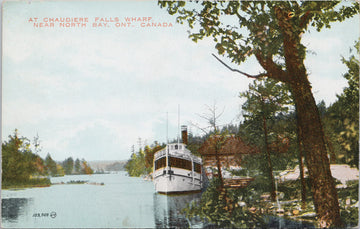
1, 1, 359, 228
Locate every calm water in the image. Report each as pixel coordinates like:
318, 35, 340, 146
2, 172, 314, 228
1, 172, 204, 228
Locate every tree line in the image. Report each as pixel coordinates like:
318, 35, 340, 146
2, 130, 93, 188
125, 142, 164, 177
44, 154, 94, 177
158, 1, 358, 227
124, 40, 359, 227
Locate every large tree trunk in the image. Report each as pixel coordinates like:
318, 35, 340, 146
272, 6, 342, 225
290, 78, 342, 227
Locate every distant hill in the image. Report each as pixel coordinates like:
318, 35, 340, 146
88, 160, 127, 172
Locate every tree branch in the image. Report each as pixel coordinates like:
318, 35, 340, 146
212, 54, 267, 79
188, 120, 211, 135
254, 52, 289, 83
299, 11, 313, 30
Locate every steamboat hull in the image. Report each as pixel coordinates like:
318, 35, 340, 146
153, 143, 203, 194
153, 169, 202, 194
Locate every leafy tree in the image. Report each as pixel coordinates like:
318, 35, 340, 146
74, 158, 81, 174
33, 155, 46, 175
186, 132, 205, 157
2, 130, 50, 188
126, 152, 141, 177
2, 130, 34, 183
184, 178, 265, 228
32, 133, 42, 155
327, 41, 359, 168
45, 153, 58, 176
62, 157, 74, 175
29, 134, 46, 176
144, 143, 163, 172
159, 1, 359, 226
126, 148, 149, 177
56, 164, 65, 176
81, 159, 94, 175
240, 78, 292, 201
144, 145, 153, 169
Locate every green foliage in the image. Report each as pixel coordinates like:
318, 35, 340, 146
239, 78, 294, 153
2, 178, 51, 189
159, 1, 359, 66
240, 78, 293, 119
239, 78, 294, 200
126, 142, 169, 177
33, 155, 46, 176
277, 178, 313, 200
2, 130, 37, 183
144, 144, 163, 170
2, 130, 50, 188
74, 158, 81, 174
56, 164, 65, 176
45, 153, 58, 176
338, 180, 359, 202
81, 159, 94, 174
125, 150, 148, 177
183, 178, 265, 228
159, 2, 358, 225
2, 129, 94, 189
56, 157, 93, 175
67, 180, 87, 184
341, 207, 359, 227
62, 157, 74, 175
186, 133, 205, 157
325, 41, 359, 167
339, 180, 359, 227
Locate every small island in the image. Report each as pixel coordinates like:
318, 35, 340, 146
2, 130, 94, 190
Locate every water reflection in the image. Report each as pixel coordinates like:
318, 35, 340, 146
2, 198, 32, 223
265, 216, 315, 229
153, 192, 203, 228
152, 193, 315, 229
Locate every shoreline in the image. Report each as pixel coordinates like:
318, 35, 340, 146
2, 180, 105, 190
2, 184, 51, 190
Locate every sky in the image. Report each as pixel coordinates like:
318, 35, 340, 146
2, 1, 359, 161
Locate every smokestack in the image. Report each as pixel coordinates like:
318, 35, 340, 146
181, 125, 188, 145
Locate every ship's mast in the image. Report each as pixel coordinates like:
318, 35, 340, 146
166, 112, 169, 144
177, 104, 180, 145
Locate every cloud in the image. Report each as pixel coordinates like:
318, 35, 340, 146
43, 116, 160, 161
303, 36, 343, 53
311, 75, 348, 106
2, 1, 358, 162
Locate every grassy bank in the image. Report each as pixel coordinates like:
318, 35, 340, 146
2, 178, 51, 190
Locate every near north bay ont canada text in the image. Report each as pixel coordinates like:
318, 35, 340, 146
29, 17, 173, 28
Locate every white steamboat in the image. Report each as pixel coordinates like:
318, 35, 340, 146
153, 143, 202, 194
153, 127, 202, 194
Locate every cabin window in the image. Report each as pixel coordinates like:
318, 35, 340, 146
169, 157, 192, 171
155, 157, 166, 170
175, 144, 178, 150
193, 162, 202, 174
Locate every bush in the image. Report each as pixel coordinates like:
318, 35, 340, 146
2, 177, 51, 189
341, 207, 358, 227
182, 178, 265, 228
